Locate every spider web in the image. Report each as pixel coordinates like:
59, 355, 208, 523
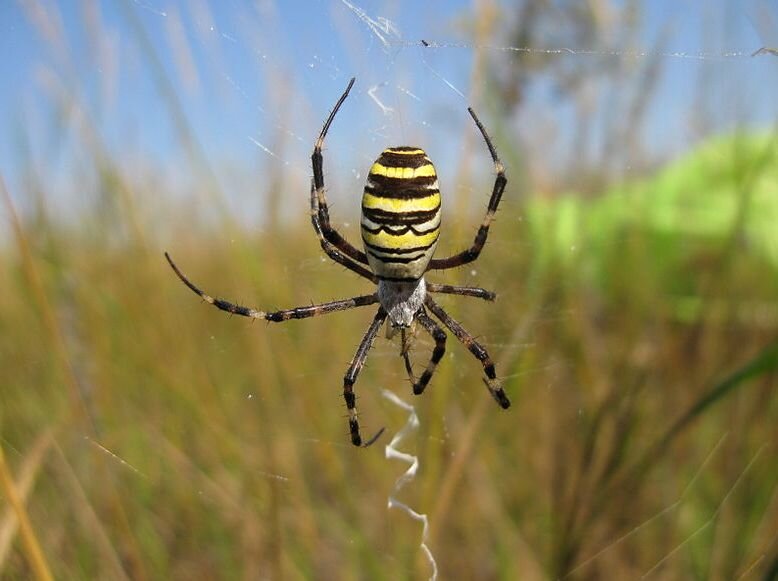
291, 7, 776, 575
96, 1, 778, 577
6, 0, 777, 578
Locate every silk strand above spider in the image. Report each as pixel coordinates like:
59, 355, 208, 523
165, 77, 510, 447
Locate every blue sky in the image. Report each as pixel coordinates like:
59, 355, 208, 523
0, 0, 776, 218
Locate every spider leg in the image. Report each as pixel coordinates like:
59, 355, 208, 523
165, 252, 378, 321
424, 295, 510, 408
401, 308, 447, 396
427, 282, 496, 301
311, 77, 370, 266
401, 330, 415, 379
427, 107, 506, 271
344, 307, 388, 446
310, 179, 376, 282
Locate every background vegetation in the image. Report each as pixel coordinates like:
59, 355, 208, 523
1, 1, 776, 579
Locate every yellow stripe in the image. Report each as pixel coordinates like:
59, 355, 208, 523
384, 148, 425, 155
362, 228, 439, 250
369, 162, 437, 179
362, 192, 440, 213
412, 164, 436, 177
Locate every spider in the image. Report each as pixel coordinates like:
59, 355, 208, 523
165, 77, 510, 447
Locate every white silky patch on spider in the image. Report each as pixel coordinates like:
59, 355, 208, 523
378, 278, 426, 327
382, 389, 438, 581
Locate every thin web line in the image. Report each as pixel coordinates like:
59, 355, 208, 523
640, 443, 767, 578
410, 40, 774, 61
340, 0, 400, 49
338, 0, 774, 61
563, 432, 729, 578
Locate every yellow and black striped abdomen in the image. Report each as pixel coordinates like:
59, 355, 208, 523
361, 147, 441, 280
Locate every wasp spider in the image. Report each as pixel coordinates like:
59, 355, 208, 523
165, 78, 510, 447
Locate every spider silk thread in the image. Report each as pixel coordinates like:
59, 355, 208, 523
383, 389, 438, 581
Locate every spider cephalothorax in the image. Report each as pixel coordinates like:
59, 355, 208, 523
166, 77, 510, 447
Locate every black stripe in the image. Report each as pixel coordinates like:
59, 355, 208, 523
363, 238, 438, 255
367, 250, 428, 264
361, 222, 440, 236
367, 173, 437, 190
377, 151, 430, 168
364, 184, 439, 200
362, 205, 441, 225
387, 146, 423, 152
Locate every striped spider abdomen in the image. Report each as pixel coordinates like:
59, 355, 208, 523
361, 147, 441, 281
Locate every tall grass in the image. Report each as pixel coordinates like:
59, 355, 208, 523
1, 2, 777, 579
2, 130, 776, 578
